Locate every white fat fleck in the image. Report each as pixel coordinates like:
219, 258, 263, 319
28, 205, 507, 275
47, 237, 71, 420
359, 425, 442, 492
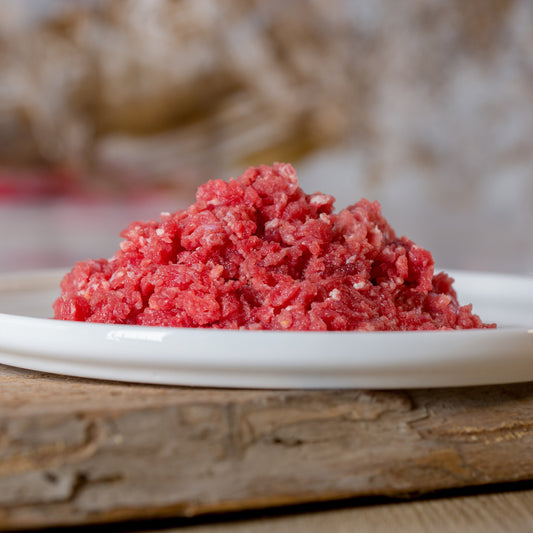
353, 281, 365, 290
310, 194, 330, 206
264, 218, 280, 230
346, 255, 357, 264
111, 270, 125, 281
328, 289, 341, 300
156, 228, 165, 236
279, 163, 297, 183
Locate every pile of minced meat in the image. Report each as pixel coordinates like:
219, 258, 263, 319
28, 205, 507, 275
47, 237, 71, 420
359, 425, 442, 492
54, 163, 493, 330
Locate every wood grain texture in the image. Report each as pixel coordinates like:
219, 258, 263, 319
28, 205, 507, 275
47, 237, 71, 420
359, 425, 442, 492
0, 363, 532, 531
147, 488, 533, 533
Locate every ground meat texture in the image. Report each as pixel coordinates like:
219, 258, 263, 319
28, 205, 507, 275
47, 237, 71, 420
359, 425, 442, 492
53, 163, 494, 331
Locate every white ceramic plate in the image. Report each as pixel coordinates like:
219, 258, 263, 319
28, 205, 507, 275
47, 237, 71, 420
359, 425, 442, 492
0, 269, 531, 389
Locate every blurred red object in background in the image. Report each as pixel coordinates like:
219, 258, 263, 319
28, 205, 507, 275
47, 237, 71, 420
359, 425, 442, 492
0, 167, 82, 202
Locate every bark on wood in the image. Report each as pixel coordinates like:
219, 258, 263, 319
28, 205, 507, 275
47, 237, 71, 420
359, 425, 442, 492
0, 363, 532, 531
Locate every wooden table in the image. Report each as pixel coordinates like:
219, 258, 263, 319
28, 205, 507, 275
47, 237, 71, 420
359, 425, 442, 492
0, 363, 532, 531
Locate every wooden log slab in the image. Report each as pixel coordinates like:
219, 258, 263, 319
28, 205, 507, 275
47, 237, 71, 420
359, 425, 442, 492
0, 363, 532, 531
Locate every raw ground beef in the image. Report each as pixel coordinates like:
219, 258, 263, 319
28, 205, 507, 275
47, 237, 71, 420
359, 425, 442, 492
53, 163, 494, 331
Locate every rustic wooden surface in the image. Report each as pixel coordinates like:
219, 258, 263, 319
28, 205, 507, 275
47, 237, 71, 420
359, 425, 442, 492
0, 363, 532, 531
150, 487, 533, 533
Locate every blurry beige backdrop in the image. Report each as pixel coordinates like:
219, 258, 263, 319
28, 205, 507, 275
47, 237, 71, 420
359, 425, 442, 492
1, 0, 532, 274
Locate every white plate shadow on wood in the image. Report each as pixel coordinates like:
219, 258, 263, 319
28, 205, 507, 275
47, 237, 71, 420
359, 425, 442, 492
0, 269, 531, 389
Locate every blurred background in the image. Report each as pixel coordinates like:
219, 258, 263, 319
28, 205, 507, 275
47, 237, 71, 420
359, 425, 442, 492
1, 0, 532, 275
